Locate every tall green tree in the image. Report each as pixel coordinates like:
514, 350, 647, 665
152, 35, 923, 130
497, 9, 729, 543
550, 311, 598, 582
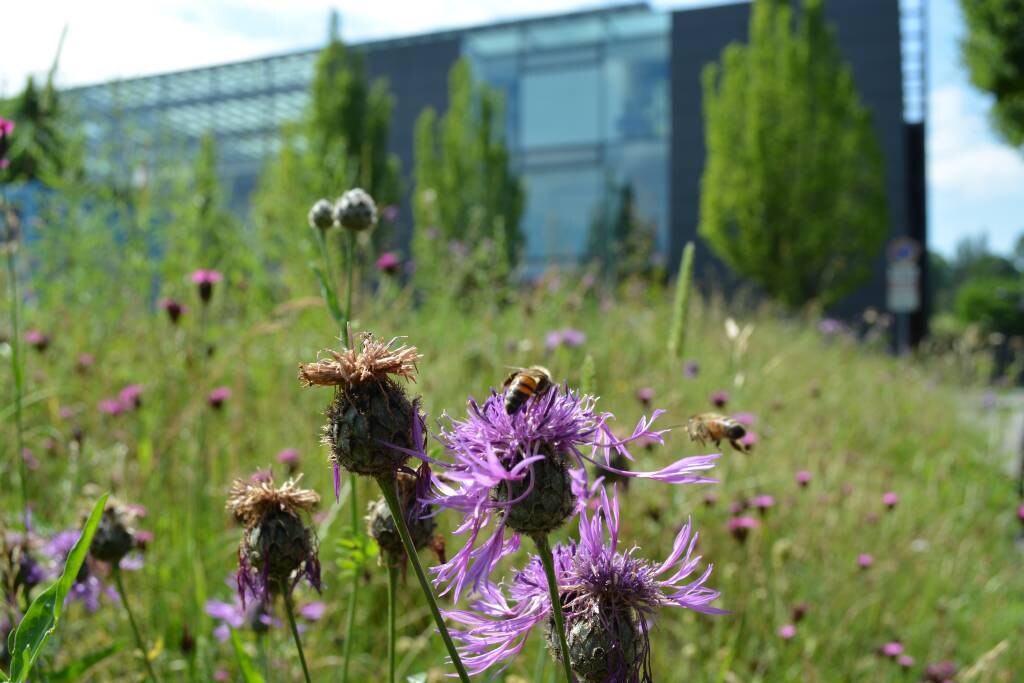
585, 181, 657, 282
412, 59, 523, 291
960, 0, 1024, 150
699, 0, 888, 308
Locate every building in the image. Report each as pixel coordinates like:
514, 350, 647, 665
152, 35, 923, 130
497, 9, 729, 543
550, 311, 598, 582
66, 0, 927, 324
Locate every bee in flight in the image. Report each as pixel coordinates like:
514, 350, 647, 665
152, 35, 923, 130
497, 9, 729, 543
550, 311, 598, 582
686, 413, 748, 453
503, 366, 553, 415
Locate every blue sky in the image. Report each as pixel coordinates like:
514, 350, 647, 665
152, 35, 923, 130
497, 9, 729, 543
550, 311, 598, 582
2, 0, 1022, 257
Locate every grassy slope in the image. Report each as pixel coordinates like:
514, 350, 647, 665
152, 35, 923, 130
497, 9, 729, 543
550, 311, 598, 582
4, 283, 1022, 682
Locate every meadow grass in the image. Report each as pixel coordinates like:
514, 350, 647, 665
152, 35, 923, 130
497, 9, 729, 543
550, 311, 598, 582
2, 275, 1022, 682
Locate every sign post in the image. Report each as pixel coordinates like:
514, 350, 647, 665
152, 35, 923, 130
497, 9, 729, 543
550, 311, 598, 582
886, 238, 922, 354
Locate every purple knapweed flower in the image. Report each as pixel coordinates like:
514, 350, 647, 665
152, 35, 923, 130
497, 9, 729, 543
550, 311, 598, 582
882, 491, 899, 509
897, 654, 914, 668
21, 448, 38, 470
0, 117, 13, 169
24, 329, 49, 352
795, 470, 812, 487
739, 431, 759, 450
277, 448, 300, 474
118, 384, 144, 410
710, 390, 729, 409
635, 387, 654, 405
751, 495, 775, 513
208, 386, 231, 409
777, 624, 796, 640
818, 318, 846, 336
191, 269, 223, 304
77, 353, 95, 372
545, 328, 587, 352
98, 398, 127, 417
857, 553, 874, 569
731, 411, 757, 427
428, 385, 718, 598
727, 516, 759, 542
206, 595, 277, 641
375, 251, 401, 275
792, 602, 808, 622
1018, 504, 1024, 526
159, 298, 186, 324
923, 661, 957, 682
446, 488, 722, 679
683, 360, 699, 378
381, 204, 399, 222
880, 641, 904, 657
703, 492, 718, 507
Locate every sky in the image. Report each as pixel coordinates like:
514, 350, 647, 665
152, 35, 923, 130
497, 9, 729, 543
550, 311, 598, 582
2, 0, 1022, 258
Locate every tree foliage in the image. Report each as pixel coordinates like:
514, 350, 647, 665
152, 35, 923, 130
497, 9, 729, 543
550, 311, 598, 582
700, 0, 888, 308
412, 59, 524, 293
960, 0, 1024, 149
585, 181, 658, 283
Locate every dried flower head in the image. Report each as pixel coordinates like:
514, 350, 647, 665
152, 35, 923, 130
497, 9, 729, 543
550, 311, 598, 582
300, 331, 424, 484
447, 489, 722, 680
227, 475, 321, 605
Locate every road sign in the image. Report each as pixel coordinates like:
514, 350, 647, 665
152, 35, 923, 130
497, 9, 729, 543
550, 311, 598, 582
886, 238, 921, 314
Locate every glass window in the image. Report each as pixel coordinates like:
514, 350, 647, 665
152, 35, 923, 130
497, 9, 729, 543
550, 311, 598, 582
521, 65, 601, 148
465, 27, 522, 58
606, 141, 669, 250
520, 167, 603, 266
605, 38, 669, 142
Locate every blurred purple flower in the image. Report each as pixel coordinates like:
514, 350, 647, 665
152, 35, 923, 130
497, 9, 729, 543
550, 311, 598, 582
98, 399, 127, 416
159, 298, 186, 324
214, 671, 230, 681
118, 384, 144, 410
880, 641, 903, 657
923, 661, 957, 682
882, 491, 899, 509
703, 492, 718, 507
795, 470, 812, 487
206, 597, 274, 642
191, 269, 223, 304
208, 387, 231, 409
818, 318, 846, 336
545, 328, 587, 352
739, 431, 759, 450
277, 448, 300, 470
445, 488, 723, 677
381, 204, 399, 222
732, 411, 757, 427
777, 624, 796, 640
897, 654, 914, 668
857, 553, 874, 569
727, 516, 759, 542
427, 386, 718, 599
683, 360, 699, 378
710, 390, 729, 409
375, 251, 401, 275
21, 448, 38, 470
1018, 504, 1024, 525
77, 353, 95, 371
751, 495, 775, 513
299, 601, 326, 621
0, 116, 13, 168
635, 387, 654, 405
24, 329, 50, 352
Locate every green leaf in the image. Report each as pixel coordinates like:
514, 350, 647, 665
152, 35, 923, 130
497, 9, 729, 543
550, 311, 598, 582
48, 644, 121, 680
311, 263, 344, 327
229, 628, 266, 683
334, 530, 378, 578
6, 493, 109, 683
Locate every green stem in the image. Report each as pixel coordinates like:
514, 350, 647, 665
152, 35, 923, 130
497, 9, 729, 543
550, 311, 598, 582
113, 568, 160, 683
315, 228, 337, 298
375, 475, 471, 683
258, 634, 271, 683
344, 230, 356, 326
341, 569, 358, 683
534, 535, 575, 683
4, 206, 27, 525
387, 564, 398, 683
282, 587, 313, 683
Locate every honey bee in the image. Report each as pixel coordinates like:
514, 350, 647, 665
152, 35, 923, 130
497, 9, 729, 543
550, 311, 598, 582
686, 413, 748, 453
503, 366, 553, 415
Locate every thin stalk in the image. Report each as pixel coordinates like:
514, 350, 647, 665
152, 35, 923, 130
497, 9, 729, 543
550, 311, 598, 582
113, 567, 160, 683
341, 569, 358, 683
344, 230, 356, 325
314, 228, 337, 299
534, 535, 574, 683
376, 475, 471, 683
4, 208, 27, 524
257, 634, 271, 683
282, 587, 313, 683
387, 564, 398, 683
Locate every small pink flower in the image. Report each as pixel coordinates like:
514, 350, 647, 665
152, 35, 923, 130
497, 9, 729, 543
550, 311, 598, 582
882, 491, 899, 509
77, 353, 95, 371
250, 468, 272, 483
99, 399, 126, 416
381, 205, 399, 222
777, 624, 796, 640
710, 390, 729, 408
191, 270, 223, 304
727, 515, 759, 542
751, 494, 775, 513
739, 431, 759, 450
897, 654, 914, 669
795, 470, 812, 487
214, 671, 230, 682
1018, 504, 1024, 525
375, 251, 401, 275
277, 448, 300, 465
208, 386, 231, 409
635, 387, 654, 405
880, 641, 903, 657
732, 411, 757, 426
24, 329, 50, 352
159, 298, 186, 324
857, 553, 874, 569
118, 384, 144, 410
683, 360, 699, 378
703, 492, 718, 507
0, 117, 14, 136
299, 601, 326, 621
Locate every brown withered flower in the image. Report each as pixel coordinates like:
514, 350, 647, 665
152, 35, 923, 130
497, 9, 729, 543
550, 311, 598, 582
299, 331, 426, 490
227, 475, 321, 606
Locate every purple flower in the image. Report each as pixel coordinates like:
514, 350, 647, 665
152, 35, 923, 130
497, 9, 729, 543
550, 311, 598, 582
278, 448, 300, 466
880, 641, 903, 657
703, 492, 718, 507
731, 412, 757, 427
445, 489, 722, 677
545, 328, 587, 352
683, 360, 699, 378
24, 329, 50, 352
795, 470, 812, 487
206, 595, 277, 641
208, 387, 231, 409
375, 251, 401, 275
882, 491, 899, 509
818, 318, 846, 336
427, 386, 718, 599
739, 431, 759, 450
751, 495, 775, 513
381, 205, 400, 222
159, 298, 186, 324
710, 390, 729, 408
118, 384, 144, 410
21, 448, 38, 470
191, 269, 223, 304
923, 661, 957, 682
857, 553, 874, 569
897, 654, 914, 668
777, 624, 796, 640
0, 116, 13, 168
635, 387, 654, 405
727, 516, 759, 542
298, 601, 326, 621
77, 353, 95, 371
1018, 504, 1024, 525
98, 398, 127, 416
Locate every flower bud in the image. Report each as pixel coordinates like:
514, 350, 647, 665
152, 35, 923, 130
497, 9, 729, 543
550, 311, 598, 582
325, 381, 417, 477
333, 188, 378, 232
496, 448, 575, 536
546, 607, 643, 683
308, 198, 335, 231
90, 505, 136, 565
243, 508, 314, 590
366, 473, 435, 568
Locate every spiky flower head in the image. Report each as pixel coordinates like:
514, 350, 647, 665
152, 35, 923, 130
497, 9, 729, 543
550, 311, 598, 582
90, 501, 138, 566
227, 475, 321, 605
299, 331, 423, 486
447, 488, 723, 680
333, 188, 378, 232
366, 469, 441, 569
429, 383, 717, 599
191, 269, 223, 304
308, 198, 335, 231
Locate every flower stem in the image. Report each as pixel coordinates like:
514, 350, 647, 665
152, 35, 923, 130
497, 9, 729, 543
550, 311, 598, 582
113, 567, 160, 683
341, 569, 358, 683
282, 587, 313, 683
375, 475, 471, 683
534, 534, 575, 683
4, 205, 28, 525
344, 230, 356, 325
387, 564, 398, 683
